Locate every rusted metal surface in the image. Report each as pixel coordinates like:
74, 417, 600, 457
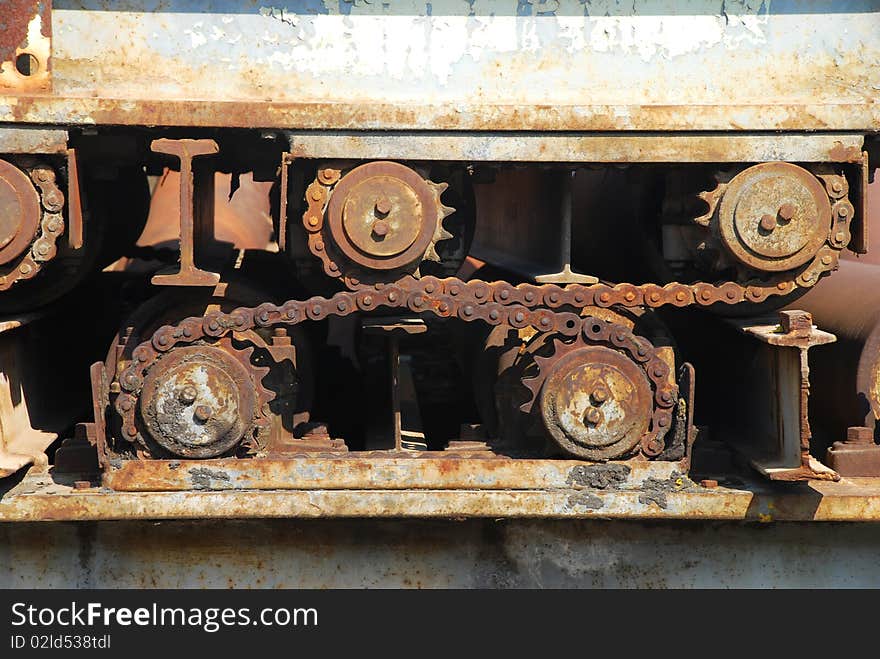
733, 310, 839, 482
311, 163, 455, 285
102, 456, 686, 492
0, 2, 877, 132
523, 332, 670, 460
0, 159, 65, 292
718, 163, 832, 273
0, 158, 41, 266
5, 466, 880, 522
533, 171, 596, 284
857, 321, 880, 428
65, 147, 82, 249
0, 127, 66, 154
289, 133, 869, 163
149, 138, 221, 287
0, 0, 51, 93
105, 277, 685, 461
138, 343, 261, 459
0, 316, 75, 478
690, 165, 850, 287
826, 426, 880, 477
325, 161, 451, 276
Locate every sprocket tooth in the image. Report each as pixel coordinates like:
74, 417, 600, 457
430, 180, 450, 195
435, 226, 454, 241
440, 205, 455, 218
424, 244, 441, 263
522, 375, 543, 397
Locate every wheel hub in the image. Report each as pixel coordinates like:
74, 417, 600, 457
139, 345, 256, 458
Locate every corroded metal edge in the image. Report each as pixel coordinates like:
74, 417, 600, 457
101, 457, 686, 492
289, 133, 867, 163
0, 126, 67, 154
4, 470, 880, 522
1, 99, 879, 132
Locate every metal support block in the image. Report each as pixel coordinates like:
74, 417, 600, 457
826, 426, 880, 477
363, 317, 428, 451
729, 310, 839, 481
149, 138, 221, 287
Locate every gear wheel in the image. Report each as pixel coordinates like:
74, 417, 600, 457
132, 335, 275, 459
307, 161, 454, 285
515, 321, 676, 460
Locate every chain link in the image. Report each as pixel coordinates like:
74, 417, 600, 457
0, 164, 65, 291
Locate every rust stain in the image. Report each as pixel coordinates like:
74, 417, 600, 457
0, 96, 876, 132
0, 0, 46, 63
829, 141, 864, 163
0, 0, 51, 92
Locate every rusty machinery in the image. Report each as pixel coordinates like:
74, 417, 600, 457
1, 5, 879, 494
27, 133, 855, 490
0, 119, 873, 488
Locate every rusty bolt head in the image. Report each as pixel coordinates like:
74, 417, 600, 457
310, 188, 323, 202
19, 263, 31, 275
178, 386, 197, 405
583, 407, 603, 426
35, 169, 50, 182
371, 219, 390, 238
837, 205, 850, 217
591, 387, 609, 404
307, 215, 320, 227
759, 214, 777, 232
779, 310, 812, 334
73, 480, 91, 490
273, 327, 288, 337
777, 203, 796, 221
514, 312, 525, 323
374, 197, 392, 216
846, 426, 874, 444
831, 180, 843, 193
834, 231, 846, 243
194, 405, 212, 423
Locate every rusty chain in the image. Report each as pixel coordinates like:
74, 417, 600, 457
114, 274, 677, 457
302, 168, 851, 310
0, 163, 65, 291
111, 167, 853, 457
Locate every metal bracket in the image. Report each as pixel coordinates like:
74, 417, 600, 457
534, 171, 598, 285
731, 310, 839, 481
149, 138, 221, 287
363, 317, 428, 451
